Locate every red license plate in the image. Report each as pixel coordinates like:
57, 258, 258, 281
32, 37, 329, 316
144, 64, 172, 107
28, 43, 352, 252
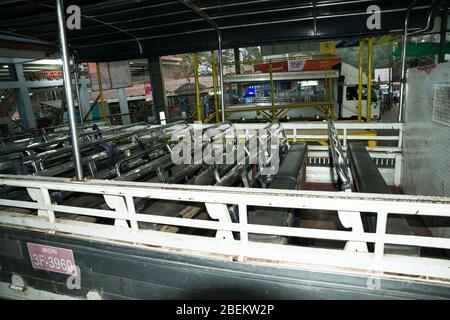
27, 243, 77, 276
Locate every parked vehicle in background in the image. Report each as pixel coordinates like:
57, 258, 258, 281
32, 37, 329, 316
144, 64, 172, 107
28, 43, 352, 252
339, 63, 380, 121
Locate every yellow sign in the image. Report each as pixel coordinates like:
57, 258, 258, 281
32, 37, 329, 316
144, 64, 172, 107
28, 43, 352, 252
320, 42, 336, 55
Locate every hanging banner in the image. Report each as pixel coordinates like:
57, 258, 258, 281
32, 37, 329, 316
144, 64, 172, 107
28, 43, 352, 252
288, 57, 342, 72
254, 57, 342, 74
254, 61, 289, 73
88, 62, 111, 91
288, 59, 308, 72
108, 61, 132, 89
88, 61, 132, 91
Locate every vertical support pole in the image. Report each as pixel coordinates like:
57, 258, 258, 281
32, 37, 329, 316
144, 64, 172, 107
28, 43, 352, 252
211, 50, 220, 123
398, 123, 404, 149
366, 37, 374, 123
27, 188, 56, 223
389, 46, 394, 113
148, 56, 169, 124
269, 60, 276, 122
55, 0, 83, 180
15, 63, 37, 130
118, 88, 131, 125
394, 154, 402, 187
72, 58, 83, 126
73, 76, 82, 126
125, 195, 139, 233
399, 14, 410, 123
343, 128, 348, 148
439, 2, 448, 63
218, 31, 225, 122
358, 39, 364, 123
234, 47, 241, 75
96, 62, 106, 122
374, 211, 388, 260
16, 88, 36, 131
192, 53, 202, 122
328, 58, 334, 121
234, 47, 243, 99
238, 203, 248, 246
58, 86, 66, 126
338, 210, 369, 253
205, 203, 234, 241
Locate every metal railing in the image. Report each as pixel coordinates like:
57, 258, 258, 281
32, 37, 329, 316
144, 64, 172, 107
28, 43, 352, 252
0, 174, 449, 282
279, 122, 404, 152
327, 121, 352, 191
224, 122, 403, 185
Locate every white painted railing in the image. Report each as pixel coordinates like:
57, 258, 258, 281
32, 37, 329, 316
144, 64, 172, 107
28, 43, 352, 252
227, 122, 403, 186
230, 122, 404, 152
0, 174, 449, 283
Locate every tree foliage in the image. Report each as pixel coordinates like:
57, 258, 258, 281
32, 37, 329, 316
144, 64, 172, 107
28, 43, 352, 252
163, 36, 440, 82
337, 38, 437, 81
163, 47, 263, 79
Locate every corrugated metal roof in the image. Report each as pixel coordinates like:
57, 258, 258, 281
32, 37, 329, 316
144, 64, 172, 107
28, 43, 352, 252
0, 0, 444, 61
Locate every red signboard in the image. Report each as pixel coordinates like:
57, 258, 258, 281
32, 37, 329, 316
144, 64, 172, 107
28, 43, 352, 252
254, 61, 288, 73
416, 64, 437, 74
254, 57, 342, 74
27, 243, 77, 276
144, 79, 152, 102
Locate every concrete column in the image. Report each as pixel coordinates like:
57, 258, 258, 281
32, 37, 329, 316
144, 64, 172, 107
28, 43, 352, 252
118, 87, 131, 125
234, 47, 241, 74
148, 56, 168, 124
15, 63, 36, 130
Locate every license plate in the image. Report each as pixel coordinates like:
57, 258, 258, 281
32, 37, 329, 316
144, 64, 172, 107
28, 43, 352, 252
27, 243, 77, 276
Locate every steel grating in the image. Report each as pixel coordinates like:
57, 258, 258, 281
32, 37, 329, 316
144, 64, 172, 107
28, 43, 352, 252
403, 62, 450, 238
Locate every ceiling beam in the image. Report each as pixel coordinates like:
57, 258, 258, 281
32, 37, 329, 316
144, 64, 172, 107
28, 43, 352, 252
178, 0, 220, 30
19, 0, 143, 55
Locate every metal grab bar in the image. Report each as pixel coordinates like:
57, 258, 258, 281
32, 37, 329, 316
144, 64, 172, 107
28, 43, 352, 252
9, 123, 174, 173
327, 121, 352, 191
115, 143, 169, 177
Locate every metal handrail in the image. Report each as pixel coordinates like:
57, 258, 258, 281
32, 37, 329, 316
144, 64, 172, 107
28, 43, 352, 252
327, 121, 352, 191
0, 174, 449, 280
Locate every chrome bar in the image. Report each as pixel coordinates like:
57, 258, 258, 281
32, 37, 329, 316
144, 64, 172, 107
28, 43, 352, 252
327, 121, 352, 191
55, 0, 83, 180
218, 31, 226, 122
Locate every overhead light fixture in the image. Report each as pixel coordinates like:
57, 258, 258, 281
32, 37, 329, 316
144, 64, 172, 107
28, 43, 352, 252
3, 65, 9, 68
26, 59, 63, 65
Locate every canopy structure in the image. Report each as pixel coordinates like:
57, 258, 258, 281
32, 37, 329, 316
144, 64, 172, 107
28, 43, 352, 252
392, 41, 450, 56
0, 0, 444, 62
337, 35, 403, 48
